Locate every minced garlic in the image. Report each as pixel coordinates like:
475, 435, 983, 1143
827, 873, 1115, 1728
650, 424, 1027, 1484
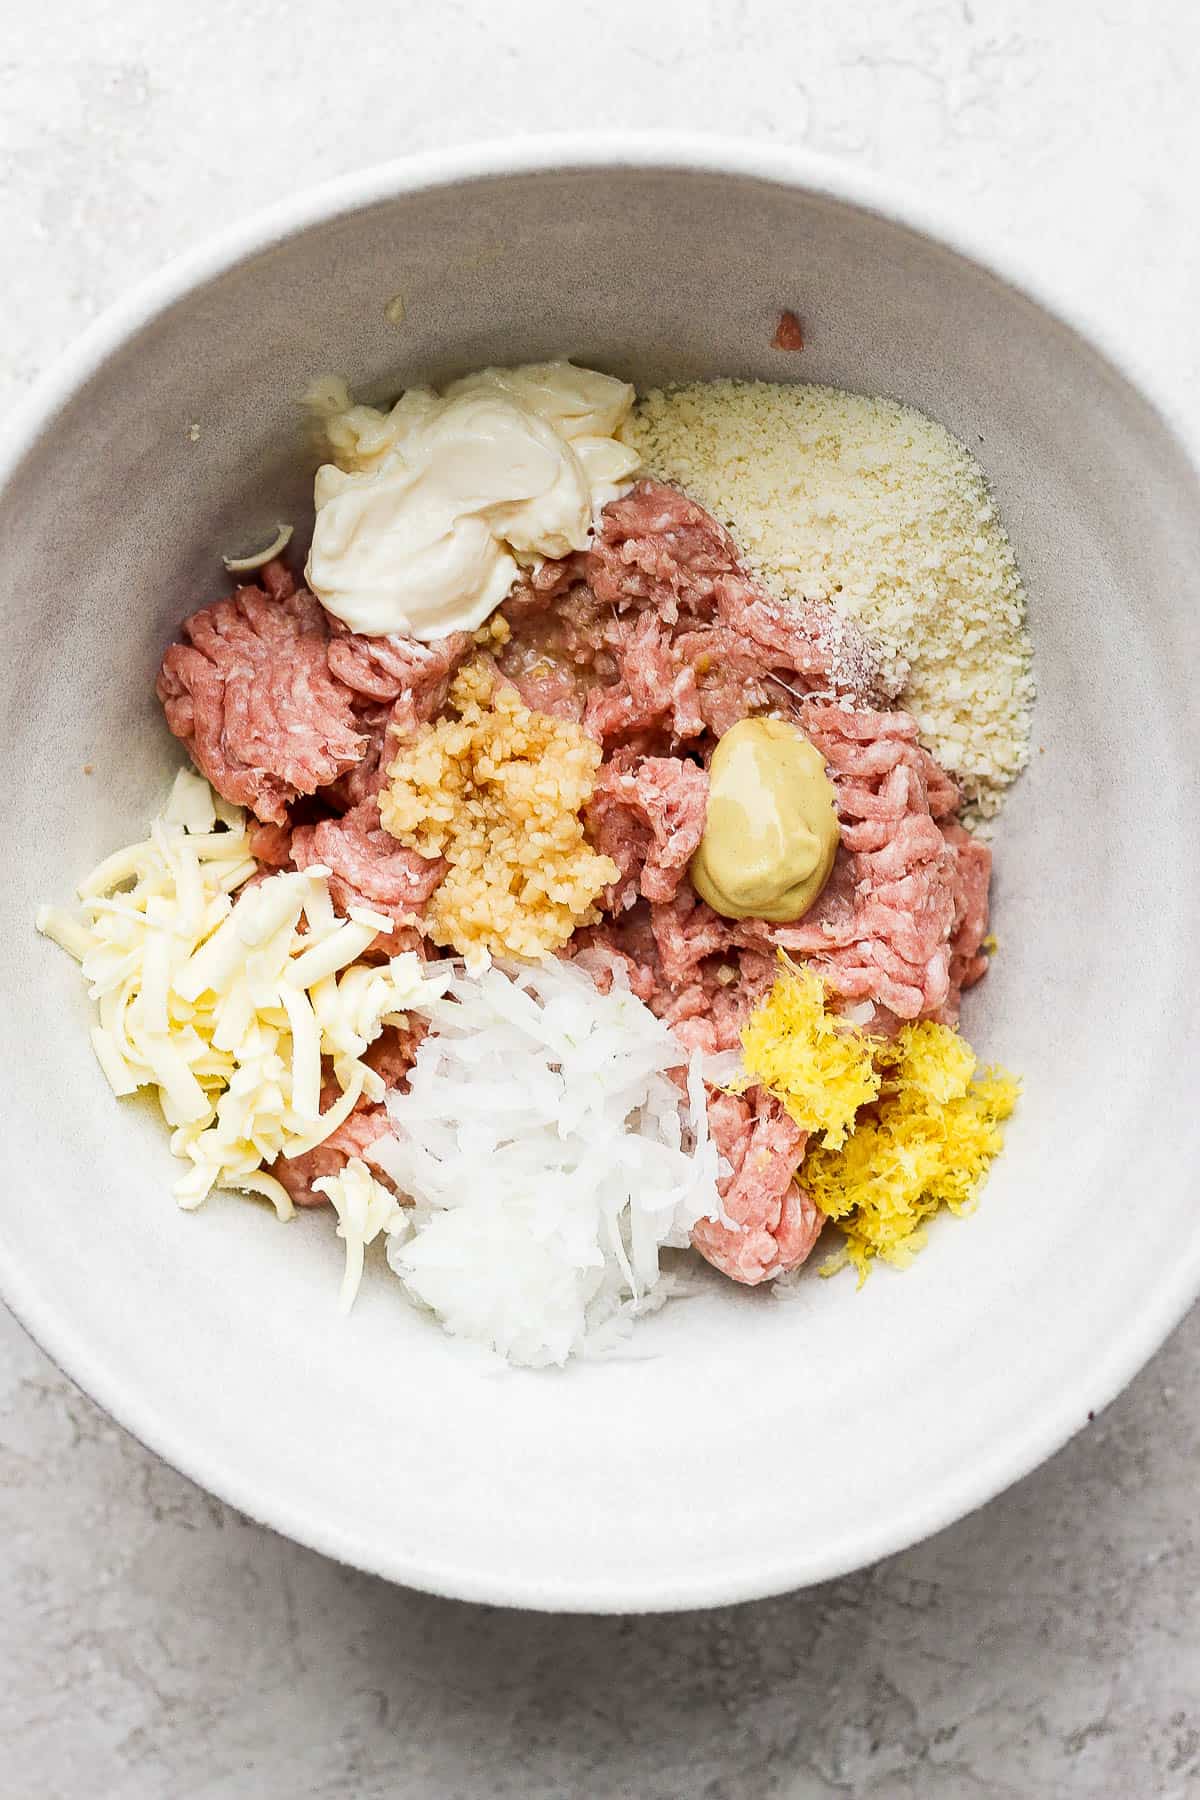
379, 661, 618, 964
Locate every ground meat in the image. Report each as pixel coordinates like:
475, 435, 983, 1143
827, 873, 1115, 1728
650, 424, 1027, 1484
665, 625, 780, 738
550, 493, 993, 1116
290, 798, 444, 925
369, 922, 434, 959
733, 849, 956, 1024
363, 1021, 425, 1089
157, 566, 366, 824
801, 703, 959, 830
716, 575, 881, 705
320, 667, 474, 813
664, 949, 778, 1056
587, 480, 744, 620
327, 626, 471, 735
569, 940, 661, 1008
502, 656, 587, 720
941, 821, 992, 1016
500, 551, 587, 624
573, 693, 990, 1041
496, 480, 895, 746
247, 819, 293, 869
691, 1090, 824, 1284
570, 901, 766, 1059
168, 484, 992, 1277
321, 702, 395, 812
258, 560, 293, 602
582, 611, 709, 747
496, 580, 614, 722
728, 702, 970, 1022
158, 560, 470, 827
649, 887, 731, 988
586, 752, 709, 910
270, 1097, 392, 1209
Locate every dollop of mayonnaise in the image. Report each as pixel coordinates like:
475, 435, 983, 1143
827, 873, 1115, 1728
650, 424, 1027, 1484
306, 362, 641, 640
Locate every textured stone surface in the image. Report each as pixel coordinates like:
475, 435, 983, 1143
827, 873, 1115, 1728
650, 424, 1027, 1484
2, 1, 1198, 1794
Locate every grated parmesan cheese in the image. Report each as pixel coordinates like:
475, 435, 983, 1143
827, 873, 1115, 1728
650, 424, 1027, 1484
623, 380, 1034, 822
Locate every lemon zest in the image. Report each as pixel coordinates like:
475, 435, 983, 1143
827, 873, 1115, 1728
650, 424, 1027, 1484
736, 957, 879, 1150
738, 957, 1019, 1281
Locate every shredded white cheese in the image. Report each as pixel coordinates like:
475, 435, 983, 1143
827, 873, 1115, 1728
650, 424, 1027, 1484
36, 771, 448, 1214
313, 1157, 404, 1312
623, 379, 1035, 822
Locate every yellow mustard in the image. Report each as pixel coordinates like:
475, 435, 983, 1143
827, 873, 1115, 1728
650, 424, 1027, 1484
691, 718, 840, 922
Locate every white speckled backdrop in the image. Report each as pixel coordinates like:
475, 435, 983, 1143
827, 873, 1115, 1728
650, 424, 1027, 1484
3, 2, 1198, 1794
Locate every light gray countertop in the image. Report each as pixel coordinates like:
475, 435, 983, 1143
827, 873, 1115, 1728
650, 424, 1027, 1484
2, 2, 1198, 1794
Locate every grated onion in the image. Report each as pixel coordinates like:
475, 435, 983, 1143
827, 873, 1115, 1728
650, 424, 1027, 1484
373, 957, 723, 1367
222, 522, 294, 573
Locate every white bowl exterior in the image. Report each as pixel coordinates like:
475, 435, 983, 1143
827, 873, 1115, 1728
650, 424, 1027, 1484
1, 142, 1198, 1610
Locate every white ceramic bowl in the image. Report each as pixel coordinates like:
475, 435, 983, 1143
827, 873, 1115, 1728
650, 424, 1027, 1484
2, 138, 1198, 1613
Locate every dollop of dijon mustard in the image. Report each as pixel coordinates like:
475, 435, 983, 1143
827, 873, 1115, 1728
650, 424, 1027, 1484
691, 718, 840, 923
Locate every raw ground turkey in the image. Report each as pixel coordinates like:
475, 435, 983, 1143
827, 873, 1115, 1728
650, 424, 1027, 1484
156, 481, 992, 1269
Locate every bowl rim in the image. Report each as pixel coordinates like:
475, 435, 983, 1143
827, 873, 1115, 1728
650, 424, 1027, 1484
3, 132, 1199, 1613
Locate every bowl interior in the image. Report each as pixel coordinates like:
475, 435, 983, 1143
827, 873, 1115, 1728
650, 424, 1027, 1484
2, 156, 1198, 1609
